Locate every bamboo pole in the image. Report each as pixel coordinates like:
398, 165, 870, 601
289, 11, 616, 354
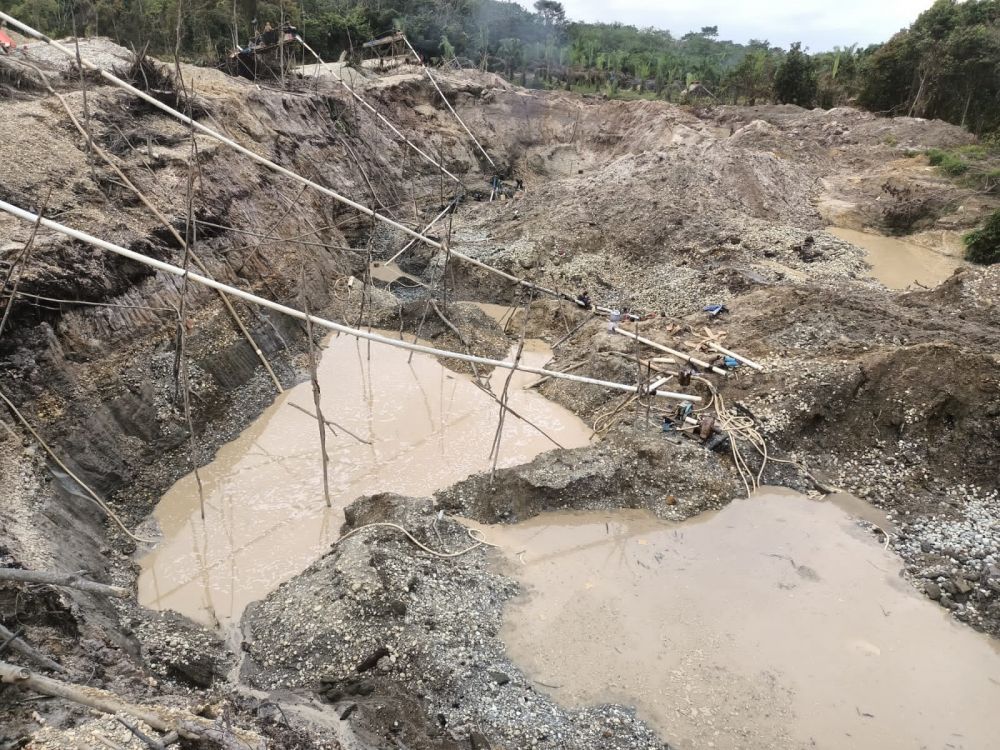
301, 281, 332, 507
384, 200, 456, 265
490, 294, 530, 478
552, 311, 596, 349
176, 84, 207, 521
0, 200, 700, 402
0, 661, 259, 745
473, 381, 564, 450
430, 299, 482, 384
0, 660, 178, 734
0, 389, 155, 544
288, 402, 372, 445
522, 360, 585, 389
0, 622, 67, 674
0, 190, 48, 339
408, 298, 431, 365
0, 569, 129, 599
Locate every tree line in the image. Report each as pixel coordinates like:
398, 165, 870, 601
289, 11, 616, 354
1, 0, 999, 134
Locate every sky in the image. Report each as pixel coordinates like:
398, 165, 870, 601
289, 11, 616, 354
549, 0, 937, 51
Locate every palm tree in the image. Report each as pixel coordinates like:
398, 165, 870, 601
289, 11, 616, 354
497, 37, 524, 77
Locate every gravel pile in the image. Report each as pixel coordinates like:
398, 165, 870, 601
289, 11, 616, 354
895, 485, 1000, 635
241, 494, 666, 750
437, 425, 742, 523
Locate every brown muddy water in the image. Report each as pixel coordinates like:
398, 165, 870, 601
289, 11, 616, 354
828, 226, 963, 290
137, 332, 591, 627
473, 490, 1000, 750
367, 261, 426, 287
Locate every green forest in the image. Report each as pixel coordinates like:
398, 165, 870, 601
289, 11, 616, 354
3, 0, 1000, 134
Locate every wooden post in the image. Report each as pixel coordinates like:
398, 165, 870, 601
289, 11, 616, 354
0, 569, 128, 599
0, 661, 262, 746
301, 275, 332, 508
0, 622, 67, 674
0, 189, 48, 339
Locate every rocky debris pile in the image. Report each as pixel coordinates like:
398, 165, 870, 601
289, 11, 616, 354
437, 427, 742, 523
389, 299, 511, 376
8, 35, 133, 74
894, 485, 1000, 635
909, 263, 1000, 323
712, 104, 974, 152
240, 494, 666, 750
131, 610, 232, 688
27, 716, 173, 750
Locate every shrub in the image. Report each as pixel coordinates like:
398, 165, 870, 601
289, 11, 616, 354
927, 147, 975, 176
926, 148, 946, 165
963, 209, 1000, 265
940, 153, 970, 175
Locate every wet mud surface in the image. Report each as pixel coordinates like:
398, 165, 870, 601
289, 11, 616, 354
485, 491, 1000, 749
138, 333, 590, 626
827, 226, 964, 289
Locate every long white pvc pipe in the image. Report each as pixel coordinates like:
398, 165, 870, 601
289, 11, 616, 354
3, 13, 752, 376
616, 327, 728, 377
0, 200, 699, 402
706, 341, 763, 371
0, 12, 566, 300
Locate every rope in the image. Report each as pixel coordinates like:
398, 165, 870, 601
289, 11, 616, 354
0, 199, 702, 403
306, 49, 463, 186
10, 290, 177, 314
692, 376, 769, 498
402, 36, 496, 170
332, 277, 353, 301
0, 390, 155, 545
333, 522, 497, 558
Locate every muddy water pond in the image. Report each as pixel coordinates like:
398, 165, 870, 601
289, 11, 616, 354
478, 490, 1000, 750
828, 226, 963, 290
138, 333, 591, 627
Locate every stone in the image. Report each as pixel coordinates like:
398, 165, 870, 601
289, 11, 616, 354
924, 582, 942, 600
470, 731, 492, 749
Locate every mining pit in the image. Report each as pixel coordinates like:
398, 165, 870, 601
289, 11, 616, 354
1, 30, 999, 750
138, 331, 591, 628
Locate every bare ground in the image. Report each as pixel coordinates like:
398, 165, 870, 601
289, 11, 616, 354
0, 36, 998, 749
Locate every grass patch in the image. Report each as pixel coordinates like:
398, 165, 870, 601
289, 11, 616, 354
926, 148, 970, 175
926, 144, 1000, 191
954, 144, 989, 159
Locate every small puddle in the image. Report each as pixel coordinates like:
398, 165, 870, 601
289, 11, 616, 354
474, 489, 1000, 749
137, 332, 591, 627
827, 226, 963, 289
368, 261, 425, 287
